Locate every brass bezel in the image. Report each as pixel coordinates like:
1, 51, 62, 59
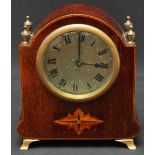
36, 24, 120, 102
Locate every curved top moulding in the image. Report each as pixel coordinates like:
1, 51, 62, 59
32, 3, 125, 46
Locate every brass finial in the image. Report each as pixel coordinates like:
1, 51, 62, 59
21, 25, 31, 45
24, 16, 33, 31
124, 16, 133, 31
124, 16, 135, 45
125, 26, 135, 45
21, 16, 33, 45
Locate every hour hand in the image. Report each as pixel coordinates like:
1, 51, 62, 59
80, 62, 108, 68
95, 63, 108, 68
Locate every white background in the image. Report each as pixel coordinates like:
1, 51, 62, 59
0, 0, 11, 154
144, 0, 154, 154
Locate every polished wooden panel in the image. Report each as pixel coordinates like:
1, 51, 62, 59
17, 3, 140, 140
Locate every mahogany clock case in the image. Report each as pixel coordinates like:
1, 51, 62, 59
17, 3, 140, 139
11, 0, 144, 153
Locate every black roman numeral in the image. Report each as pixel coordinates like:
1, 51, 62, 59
95, 73, 104, 82
98, 50, 107, 56
98, 47, 109, 56
53, 46, 61, 52
73, 84, 78, 91
91, 40, 96, 46
63, 35, 71, 45
48, 58, 56, 64
80, 35, 85, 42
87, 82, 92, 89
49, 68, 58, 78
59, 79, 67, 87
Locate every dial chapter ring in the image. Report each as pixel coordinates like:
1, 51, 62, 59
36, 24, 120, 102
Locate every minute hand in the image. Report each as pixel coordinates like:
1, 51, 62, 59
80, 62, 108, 68
77, 32, 81, 62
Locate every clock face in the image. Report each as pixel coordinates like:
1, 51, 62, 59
36, 24, 120, 101
43, 31, 112, 95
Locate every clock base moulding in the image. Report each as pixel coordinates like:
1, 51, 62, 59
20, 139, 136, 150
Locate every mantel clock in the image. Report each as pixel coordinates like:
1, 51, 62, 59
17, 3, 140, 150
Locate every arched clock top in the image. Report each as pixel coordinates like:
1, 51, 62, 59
20, 4, 136, 47
34, 3, 123, 35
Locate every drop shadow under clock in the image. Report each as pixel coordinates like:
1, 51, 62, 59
25, 139, 140, 149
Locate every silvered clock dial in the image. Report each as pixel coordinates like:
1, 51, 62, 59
36, 24, 120, 101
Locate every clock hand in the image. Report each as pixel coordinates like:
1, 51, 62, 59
95, 63, 109, 68
80, 62, 109, 68
75, 32, 81, 67
78, 32, 81, 62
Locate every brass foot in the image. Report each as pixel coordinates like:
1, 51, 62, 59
20, 139, 39, 150
115, 139, 136, 150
